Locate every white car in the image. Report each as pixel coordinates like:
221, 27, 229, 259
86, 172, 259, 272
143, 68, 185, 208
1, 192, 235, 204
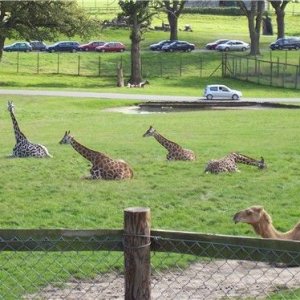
216, 40, 249, 51
204, 85, 242, 100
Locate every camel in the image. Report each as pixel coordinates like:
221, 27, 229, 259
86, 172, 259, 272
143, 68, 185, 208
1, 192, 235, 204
233, 206, 300, 240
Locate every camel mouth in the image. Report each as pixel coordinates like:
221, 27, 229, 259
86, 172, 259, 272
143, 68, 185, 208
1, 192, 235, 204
233, 213, 241, 224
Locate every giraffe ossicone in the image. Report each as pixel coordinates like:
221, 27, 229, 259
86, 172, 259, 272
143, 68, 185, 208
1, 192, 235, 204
205, 152, 266, 174
143, 126, 196, 161
61, 130, 133, 180
7, 101, 52, 158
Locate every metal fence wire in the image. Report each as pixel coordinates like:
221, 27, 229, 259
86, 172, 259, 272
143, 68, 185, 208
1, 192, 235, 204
223, 53, 300, 90
1, 229, 300, 299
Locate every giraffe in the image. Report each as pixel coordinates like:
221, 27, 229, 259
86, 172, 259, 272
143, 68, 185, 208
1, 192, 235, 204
60, 131, 133, 180
204, 152, 266, 174
7, 101, 52, 158
143, 126, 196, 161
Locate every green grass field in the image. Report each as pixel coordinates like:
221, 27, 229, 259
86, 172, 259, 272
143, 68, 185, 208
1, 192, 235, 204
0, 95, 299, 298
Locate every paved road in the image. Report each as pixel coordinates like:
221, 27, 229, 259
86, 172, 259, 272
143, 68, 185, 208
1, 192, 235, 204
0, 88, 300, 103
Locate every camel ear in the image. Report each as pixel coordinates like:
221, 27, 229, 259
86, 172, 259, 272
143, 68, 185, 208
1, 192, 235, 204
252, 206, 264, 213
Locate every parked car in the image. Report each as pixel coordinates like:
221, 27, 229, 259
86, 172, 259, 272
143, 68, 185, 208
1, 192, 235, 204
204, 84, 242, 100
30, 41, 47, 51
95, 42, 125, 52
162, 41, 195, 52
149, 40, 174, 51
205, 39, 229, 50
269, 37, 300, 50
216, 40, 249, 51
3, 42, 32, 52
46, 41, 80, 53
79, 41, 106, 51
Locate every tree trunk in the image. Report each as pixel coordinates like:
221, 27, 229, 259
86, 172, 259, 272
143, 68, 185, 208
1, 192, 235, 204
0, 36, 5, 62
129, 13, 142, 85
242, 0, 264, 56
275, 7, 285, 39
168, 13, 178, 40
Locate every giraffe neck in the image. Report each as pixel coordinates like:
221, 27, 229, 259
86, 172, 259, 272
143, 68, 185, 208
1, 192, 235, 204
9, 111, 28, 143
153, 132, 182, 152
69, 137, 108, 164
231, 153, 260, 167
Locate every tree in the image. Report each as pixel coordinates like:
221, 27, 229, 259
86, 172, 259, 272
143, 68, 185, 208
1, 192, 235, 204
238, 0, 265, 56
0, 1, 92, 60
160, 0, 186, 41
119, 0, 155, 85
269, 0, 290, 39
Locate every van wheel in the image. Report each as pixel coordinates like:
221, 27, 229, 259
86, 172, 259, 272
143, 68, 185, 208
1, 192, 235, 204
232, 94, 239, 100
206, 94, 213, 100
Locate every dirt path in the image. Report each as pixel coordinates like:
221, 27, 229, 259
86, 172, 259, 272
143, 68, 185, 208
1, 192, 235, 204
24, 260, 300, 299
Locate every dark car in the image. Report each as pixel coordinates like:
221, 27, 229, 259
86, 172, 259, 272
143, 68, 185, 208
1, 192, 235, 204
3, 42, 32, 52
95, 42, 125, 52
205, 39, 229, 50
270, 37, 300, 50
162, 41, 195, 52
79, 41, 105, 51
46, 41, 80, 53
30, 41, 47, 51
149, 40, 174, 51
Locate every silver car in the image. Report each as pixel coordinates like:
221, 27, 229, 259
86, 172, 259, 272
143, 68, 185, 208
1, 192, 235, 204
216, 40, 249, 51
204, 85, 242, 100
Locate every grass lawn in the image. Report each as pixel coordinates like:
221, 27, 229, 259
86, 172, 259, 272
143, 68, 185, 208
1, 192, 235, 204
0, 7, 300, 298
0, 95, 299, 298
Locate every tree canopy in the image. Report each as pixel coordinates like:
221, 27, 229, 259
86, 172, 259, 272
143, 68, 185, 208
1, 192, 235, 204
0, 1, 93, 59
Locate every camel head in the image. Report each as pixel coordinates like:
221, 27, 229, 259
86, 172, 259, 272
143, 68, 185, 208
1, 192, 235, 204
233, 206, 265, 225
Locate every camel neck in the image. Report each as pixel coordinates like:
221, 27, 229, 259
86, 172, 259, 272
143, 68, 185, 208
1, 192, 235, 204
251, 213, 286, 239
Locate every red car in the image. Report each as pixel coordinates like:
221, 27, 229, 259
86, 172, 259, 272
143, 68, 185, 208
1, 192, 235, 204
79, 41, 105, 51
95, 42, 125, 52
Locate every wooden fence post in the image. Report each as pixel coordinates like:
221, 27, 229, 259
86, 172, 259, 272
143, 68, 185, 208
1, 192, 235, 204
124, 207, 151, 300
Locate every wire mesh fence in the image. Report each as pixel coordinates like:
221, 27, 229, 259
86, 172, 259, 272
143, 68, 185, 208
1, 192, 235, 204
0, 51, 220, 78
1, 228, 300, 299
224, 53, 300, 90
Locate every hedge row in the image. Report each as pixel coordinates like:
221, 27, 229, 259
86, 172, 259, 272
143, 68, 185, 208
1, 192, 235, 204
182, 7, 243, 16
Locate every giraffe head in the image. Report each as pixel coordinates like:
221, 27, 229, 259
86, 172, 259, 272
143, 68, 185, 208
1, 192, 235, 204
59, 130, 72, 144
143, 126, 156, 137
7, 101, 15, 113
258, 157, 266, 169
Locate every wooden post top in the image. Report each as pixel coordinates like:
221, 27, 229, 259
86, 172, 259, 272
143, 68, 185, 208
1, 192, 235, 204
124, 207, 150, 213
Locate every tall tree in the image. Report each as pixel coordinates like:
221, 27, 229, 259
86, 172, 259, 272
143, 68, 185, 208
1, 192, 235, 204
119, 0, 154, 85
238, 0, 265, 56
0, 1, 92, 60
269, 0, 290, 39
161, 0, 186, 40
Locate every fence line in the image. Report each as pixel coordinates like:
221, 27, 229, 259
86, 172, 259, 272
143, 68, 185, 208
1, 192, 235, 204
223, 53, 300, 90
2, 206, 300, 299
0, 52, 214, 79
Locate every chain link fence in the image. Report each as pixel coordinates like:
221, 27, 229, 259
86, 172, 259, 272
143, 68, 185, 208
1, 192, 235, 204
1, 227, 300, 299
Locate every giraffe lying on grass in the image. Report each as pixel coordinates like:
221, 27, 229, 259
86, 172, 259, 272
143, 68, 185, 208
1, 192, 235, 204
143, 126, 196, 161
7, 101, 52, 158
205, 152, 266, 174
59, 131, 133, 180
